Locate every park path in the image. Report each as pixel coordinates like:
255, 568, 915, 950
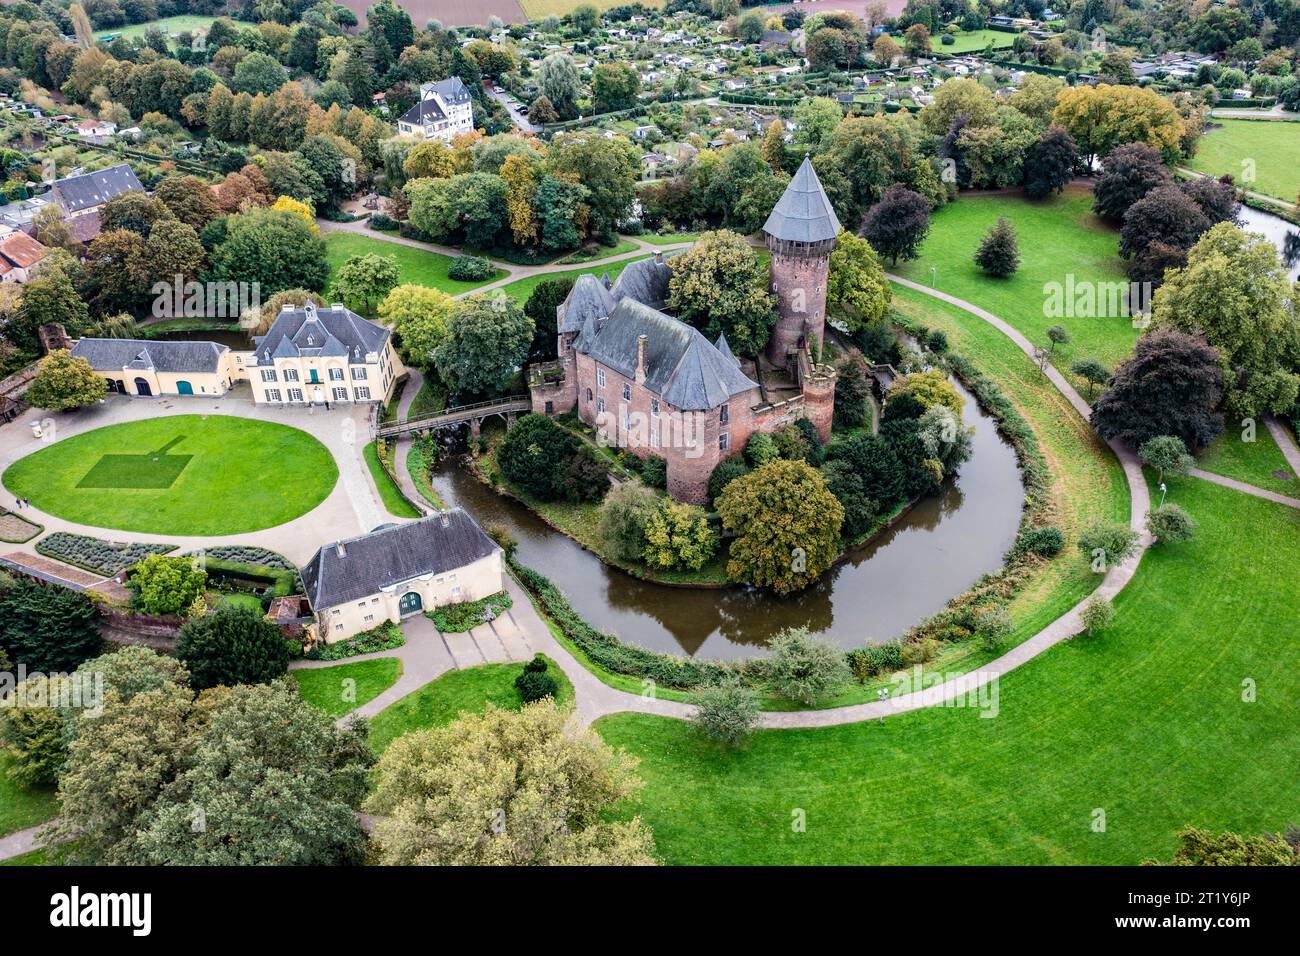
1176, 166, 1298, 212
0, 823, 48, 862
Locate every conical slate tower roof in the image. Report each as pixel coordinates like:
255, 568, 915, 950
762, 156, 841, 244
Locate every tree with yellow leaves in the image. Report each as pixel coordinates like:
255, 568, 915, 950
270, 195, 318, 233
1051, 83, 1187, 164
500, 153, 540, 248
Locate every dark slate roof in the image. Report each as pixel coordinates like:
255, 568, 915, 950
300, 510, 500, 609
51, 164, 144, 215
399, 77, 471, 124
611, 254, 674, 308
252, 302, 389, 366
762, 156, 840, 243
557, 273, 617, 334
578, 298, 758, 410
715, 333, 738, 366
399, 97, 445, 125
427, 76, 470, 104
70, 337, 228, 373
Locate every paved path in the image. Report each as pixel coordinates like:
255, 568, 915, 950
389, 368, 432, 515
0, 823, 49, 862
1187, 468, 1300, 509
1176, 166, 1298, 212
0, 386, 384, 566
1266, 415, 1300, 475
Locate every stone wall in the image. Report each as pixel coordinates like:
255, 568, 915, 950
766, 248, 831, 368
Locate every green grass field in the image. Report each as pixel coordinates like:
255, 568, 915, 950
1196, 426, 1300, 497
940, 29, 1018, 53
1186, 119, 1300, 204
2, 416, 337, 536
290, 658, 404, 718
363, 441, 421, 518
597, 477, 1300, 864
497, 254, 650, 304
368, 657, 573, 753
0, 751, 58, 839
520, 0, 663, 17
323, 233, 505, 299
893, 187, 1137, 374
94, 15, 251, 44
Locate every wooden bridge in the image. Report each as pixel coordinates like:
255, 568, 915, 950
375, 395, 532, 439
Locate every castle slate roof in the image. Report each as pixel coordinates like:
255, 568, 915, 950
51, 164, 143, 215
71, 338, 228, 373
557, 273, 617, 335
578, 298, 758, 410
762, 156, 840, 244
610, 254, 674, 308
300, 510, 500, 610
253, 302, 389, 366
399, 77, 471, 124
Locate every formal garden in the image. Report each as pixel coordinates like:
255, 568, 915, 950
1, 416, 339, 536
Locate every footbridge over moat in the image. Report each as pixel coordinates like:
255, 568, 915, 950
375, 396, 531, 440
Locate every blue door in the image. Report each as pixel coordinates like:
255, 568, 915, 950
399, 591, 423, 616
176, 381, 193, 395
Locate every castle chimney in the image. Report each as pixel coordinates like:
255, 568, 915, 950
335, 541, 347, 559
439, 509, 449, 528
635, 334, 647, 384
653, 251, 663, 265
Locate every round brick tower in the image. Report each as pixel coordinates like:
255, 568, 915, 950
762, 156, 841, 369
802, 365, 837, 444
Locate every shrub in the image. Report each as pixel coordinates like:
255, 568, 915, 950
430, 591, 512, 633
1146, 503, 1197, 544
1079, 593, 1115, 635
940, 32, 955, 44
369, 213, 399, 231
927, 329, 949, 353
847, 641, 906, 681
524, 654, 548, 673
307, 621, 405, 661
763, 627, 851, 705
1077, 521, 1140, 570
707, 457, 750, 506
515, 668, 560, 703
37, 532, 175, 575
560, 446, 611, 503
484, 522, 518, 560
175, 606, 290, 689
127, 554, 207, 616
598, 483, 660, 563
690, 679, 759, 745
973, 605, 1013, 652
1018, 524, 1064, 557
447, 254, 495, 281
498, 414, 581, 501
1139, 435, 1194, 483
640, 455, 668, 489
643, 499, 719, 571
0, 576, 101, 671
973, 217, 1020, 277
744, 431, 779, 467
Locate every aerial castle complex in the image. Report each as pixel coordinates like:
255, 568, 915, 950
529, 157, 841, 504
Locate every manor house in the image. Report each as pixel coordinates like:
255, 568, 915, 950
528, 157, 840, 504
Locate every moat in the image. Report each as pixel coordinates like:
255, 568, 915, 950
426, 376, 1025, 660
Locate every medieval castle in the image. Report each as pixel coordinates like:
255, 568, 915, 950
528, 157, 841, 504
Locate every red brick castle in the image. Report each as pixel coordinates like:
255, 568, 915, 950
528, 157, 840, 504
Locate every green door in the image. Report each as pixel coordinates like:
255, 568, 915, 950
399, 591, 422, 616
176, 381, 193, 395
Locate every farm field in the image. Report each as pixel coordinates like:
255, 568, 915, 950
520, 0, 664, 18
2, 416, 338, 536
892, 187, 1137, 374
597, 477, 1300, 865
1186, 118, 1300, 203
333, 0, 527, 27
323, 232, 506, 298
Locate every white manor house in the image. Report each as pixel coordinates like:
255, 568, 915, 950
69, 301, 404, 406
396, 77, 475, 142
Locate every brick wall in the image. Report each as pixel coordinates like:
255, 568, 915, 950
766, 249, 831, 368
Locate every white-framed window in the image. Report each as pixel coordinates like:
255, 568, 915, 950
355, 387, 371, 400
651, 399, 659, 416
451, 586, 461, 598
260, 369, 277, 382
331, 608, 340, 616
622, 383, 631, 401
288, 388, 303, 402
597, 368, 605, 388
265, 388, 282, 402
283, 368, 299, 382
329, 367, 344, 381
334, 623, 343, 632
363, 614, 374, 623
651, 423, 660, 448
720, 404, 729, 425
352, 367, 368, 380
332, 387, 348, 402
596, 397, 605, 413
719, 432, 729, 451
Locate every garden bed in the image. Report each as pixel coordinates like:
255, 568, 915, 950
306, 620, 405, 661
427, 590, 512, 633
0, 510, 41, 544
36, 532, 175, 575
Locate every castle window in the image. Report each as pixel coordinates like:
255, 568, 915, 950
651, 423, 660, 448
719, 432, 729, 451
720, 404, 729, 425
596, 397, 605, 413
651, 399, 659, 417
597, 368, 605, 388
586, 388, 593, 403
622, 383, 631, 401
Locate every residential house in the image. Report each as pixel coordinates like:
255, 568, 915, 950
396, 77, 475, 142
301, 510, 504, 643
69, 338, 239, 398
49, 164, 144, 221
0, 229, 48, 282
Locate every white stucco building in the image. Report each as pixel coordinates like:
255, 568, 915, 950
396, 77, 474, 142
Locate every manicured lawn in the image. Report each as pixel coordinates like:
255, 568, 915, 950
323, 233, 505, 298
0, 849, 46, 866
598, 477, 1300, 864
217, 591, 263, 613
1186, 119, 1300, 203
290, 658, 403, 718
1195, 426, 1300, 497
891, 285, 1129, 663
941, 28, 1017, 53
553, 237, 641, 264
2, 416, 337, 536
0, 751, 59, 838
94, 15, 251, 43
497, 254, 651, 304
367, 656, 573, 753
893, 187, 1137, 373
363, 441, 421, 518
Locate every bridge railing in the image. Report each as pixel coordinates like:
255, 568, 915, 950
376, 395, 531, 435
